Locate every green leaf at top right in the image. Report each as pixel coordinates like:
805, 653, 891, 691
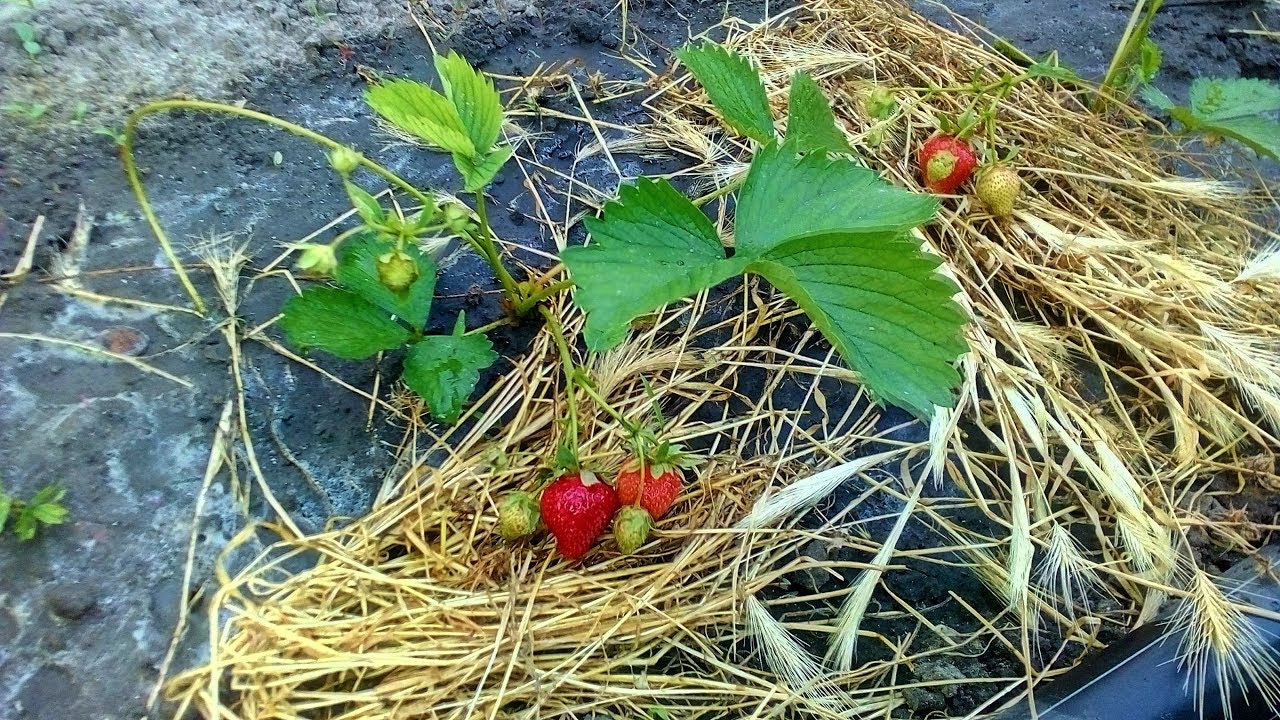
1190, 77, 1280, 120
1145, 77, 1280, 160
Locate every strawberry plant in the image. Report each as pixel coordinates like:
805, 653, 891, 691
273, 52, 524, 423
278, 232, 497, 424
121, 41, 970, 560
563, 42, 968, 418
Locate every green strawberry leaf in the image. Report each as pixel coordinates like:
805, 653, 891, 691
365, 79, 475, 157
564, 143, 965, 416
1136, 38, 1162, 85
562, 177, 743, 350
434, 51, 505, 155
675, 42, 776, 143
344, 180, 387, 228
1027, 61, 1082, 84
750, 233, 966, 417
734, 141, 938, 256
1199, 115, 1280, 161
401, 332, 498, 424
454, 144, 515, 193
0, 493, 11, 533
785, 73, 853, 155
1141, 84, 1176, 111
280, 287, 410, 360
1147, 78, 1280, 160
335, 233, 437, 329
1190, 77, 1280, 121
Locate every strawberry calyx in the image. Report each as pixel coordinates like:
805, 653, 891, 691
625, 432, 698, 477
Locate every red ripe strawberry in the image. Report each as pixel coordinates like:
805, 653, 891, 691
616, 460, 684, 520
918, 134, 977, 194
539, 470, 619, 560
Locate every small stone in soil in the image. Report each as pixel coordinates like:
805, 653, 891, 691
45, 582, 97, 620
99, 326, 148, 356
791, 539, 832, 593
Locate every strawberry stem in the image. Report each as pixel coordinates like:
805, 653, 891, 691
539, 306, 581, 456
574, 375, 642, 436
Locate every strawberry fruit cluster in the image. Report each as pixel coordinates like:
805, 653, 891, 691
496, 444, 693, 561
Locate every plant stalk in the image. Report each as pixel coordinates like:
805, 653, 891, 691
513, 278, 575, 316
575, 374, 640, 435
120, 98, 491, 313
471, 190, 524, 307
539, 305, 580, 452
464, 316, 512, 337
692, 176, 744, 207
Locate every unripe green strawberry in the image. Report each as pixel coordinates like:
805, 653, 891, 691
328, 146, 361, 175
613, 505, 653, 555
864, 87, 897, 120
975, 164, 1020, 217
497, 491, 540, 541
376, 251, 418, 292
292, 243, 338, 277
441, 202, 474, 234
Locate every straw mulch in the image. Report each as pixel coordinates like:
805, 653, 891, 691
166, 0, 1280, 717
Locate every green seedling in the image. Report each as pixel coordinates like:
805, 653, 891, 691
2, 101, 47, 121
1096, 0, 1164, 107
94, 125, 126, 145
307, 0, 335, 22
72, 101, 90, 122
0, 482, 69, 541
12, 21, 40, 58
1144, 77, 1280, 160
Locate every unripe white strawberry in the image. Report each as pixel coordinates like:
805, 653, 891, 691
975, 164, 1020, 218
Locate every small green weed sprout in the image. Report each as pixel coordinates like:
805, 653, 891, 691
0, 482, 69, 541
12, 21, 40, 58
2, 100, 48, 121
